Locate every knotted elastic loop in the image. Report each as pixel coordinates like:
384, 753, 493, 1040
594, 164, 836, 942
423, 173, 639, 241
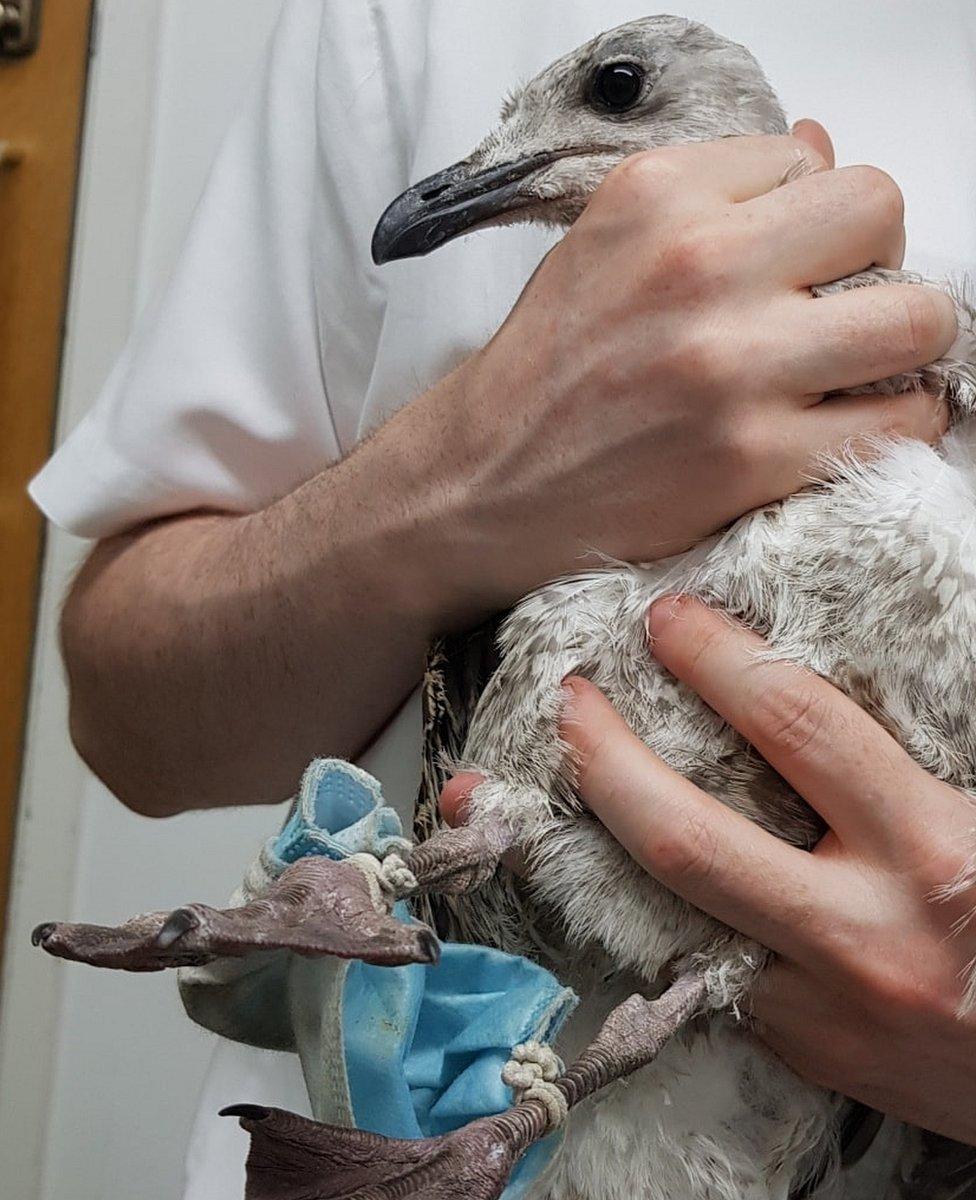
347, 851, 418, 909
501, 1040, 568, 1131
377, 852, 418, 896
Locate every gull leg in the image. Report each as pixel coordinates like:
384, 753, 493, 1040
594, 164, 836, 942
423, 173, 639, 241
32, 855, 439, 972
407, 817, 516, 895
224, 971, 707, 1200
557, 970, 707, 1105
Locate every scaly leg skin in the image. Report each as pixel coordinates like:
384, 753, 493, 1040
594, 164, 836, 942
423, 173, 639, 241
223, 971, 708, 1200
408, 817, 516, 895
32, 855, 439, 971
32, 818, 516, 973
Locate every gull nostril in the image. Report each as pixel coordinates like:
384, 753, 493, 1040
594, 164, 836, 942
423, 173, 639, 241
419, 182, 450, 201
31, 922, 57, 946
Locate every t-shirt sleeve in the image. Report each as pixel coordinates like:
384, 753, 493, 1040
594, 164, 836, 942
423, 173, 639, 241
30, 0, 342, 539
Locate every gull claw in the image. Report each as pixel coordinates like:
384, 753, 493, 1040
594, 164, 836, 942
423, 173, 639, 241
33, 813, 514, 975
30, 922, 57, 947
156, 907, 199, 949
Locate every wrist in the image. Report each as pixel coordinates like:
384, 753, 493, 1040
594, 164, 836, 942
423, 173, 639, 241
397, 349, 539, 627
411, 345, 570, 623
260, 354, 531, 639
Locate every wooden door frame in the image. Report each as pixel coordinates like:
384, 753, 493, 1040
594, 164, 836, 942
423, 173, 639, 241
0, 0, 94, 950
0, 5, 163, 1195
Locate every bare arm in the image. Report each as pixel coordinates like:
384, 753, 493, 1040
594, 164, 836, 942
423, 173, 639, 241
62, 358, 492, 817
64, 126, 954, 816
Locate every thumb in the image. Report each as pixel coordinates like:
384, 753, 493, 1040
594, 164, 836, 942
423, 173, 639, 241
438, 772, 526, 875
791, 119, 835, 169
438, 772, 485, 826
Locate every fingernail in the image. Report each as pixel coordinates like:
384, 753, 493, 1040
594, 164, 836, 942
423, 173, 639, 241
935, 398, 950, 440
560, 675, 582, 718
646, 593, 690, 642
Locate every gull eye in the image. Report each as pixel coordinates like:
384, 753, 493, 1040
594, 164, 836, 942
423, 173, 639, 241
592, 62, 645, 112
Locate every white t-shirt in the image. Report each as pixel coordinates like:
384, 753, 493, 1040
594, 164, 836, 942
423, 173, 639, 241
30, 2, 976, 1196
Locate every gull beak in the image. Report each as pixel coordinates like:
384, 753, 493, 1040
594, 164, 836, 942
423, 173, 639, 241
371, 151, 558, 264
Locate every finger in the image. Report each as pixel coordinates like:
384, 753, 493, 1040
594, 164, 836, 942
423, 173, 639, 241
778, 282, 958, 395
559, 676, 823, 956
438, 773, 527, 875
639, 133, 829, 209
646, 598, 946, 857
791, 119, 835, 169
743, 165, 906, 284
780, 390, 949, 492
740, 389, 947, 515
439, 773, 484, 827
806, 387, 949, 447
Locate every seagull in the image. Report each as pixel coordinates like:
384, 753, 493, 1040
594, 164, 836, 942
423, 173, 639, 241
33, 16, 976, 1200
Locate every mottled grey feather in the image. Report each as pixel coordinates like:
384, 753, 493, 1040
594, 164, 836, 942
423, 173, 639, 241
410, 16, 976, 1200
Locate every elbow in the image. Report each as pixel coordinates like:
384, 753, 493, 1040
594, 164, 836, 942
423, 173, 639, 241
61, 571, 188, 819
66, 702, 184, 819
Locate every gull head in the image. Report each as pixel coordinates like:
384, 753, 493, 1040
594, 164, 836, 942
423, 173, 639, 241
372, 15, 786, 264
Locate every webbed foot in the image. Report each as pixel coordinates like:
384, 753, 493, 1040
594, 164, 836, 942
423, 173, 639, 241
224, 972, 708, 1199
221, 1102, 546, 1200
32, 854, 439, 972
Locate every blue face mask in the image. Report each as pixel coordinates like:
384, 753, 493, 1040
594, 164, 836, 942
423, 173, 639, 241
268, 759, 578, 1198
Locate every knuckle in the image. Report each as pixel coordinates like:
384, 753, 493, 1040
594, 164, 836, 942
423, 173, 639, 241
722, 413, 769, 468
754, 680, 827, 758
893, 288, 955, 361
857, 963, 953, 1023
606, 147, 683, 200
908, 833, 976, 918
913, 981, 963, 1024
850, 164, 905, 226
663, 334, 727, 388
641, 810, 721, 888
659, 225, 728, 290
919, 843, 976, 896
828, 925, 962, 1025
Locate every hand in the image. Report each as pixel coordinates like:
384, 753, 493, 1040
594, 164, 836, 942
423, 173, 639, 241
435, 121, 952, 610
545, 595, 976, 1145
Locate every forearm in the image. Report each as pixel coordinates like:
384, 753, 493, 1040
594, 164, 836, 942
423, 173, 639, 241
62, 359, 510, 816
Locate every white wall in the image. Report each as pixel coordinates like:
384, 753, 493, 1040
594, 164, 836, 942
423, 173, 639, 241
0, 4, 286, 1198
